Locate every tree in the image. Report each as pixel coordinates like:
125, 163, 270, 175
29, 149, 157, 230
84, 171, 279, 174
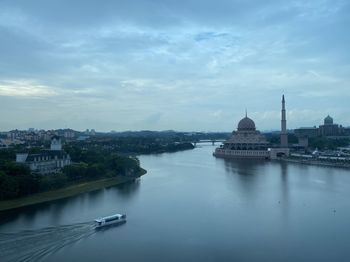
0, 171, 19, 200
63, 163, 88, 181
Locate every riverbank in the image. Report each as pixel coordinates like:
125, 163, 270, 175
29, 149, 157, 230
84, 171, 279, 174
0, 169, 146, 212
281, 158, 350, 169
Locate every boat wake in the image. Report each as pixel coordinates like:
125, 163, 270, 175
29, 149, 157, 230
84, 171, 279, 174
0, 222, 95, 262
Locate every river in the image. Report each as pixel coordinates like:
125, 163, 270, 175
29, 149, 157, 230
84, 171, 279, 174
1, 144, 350, 261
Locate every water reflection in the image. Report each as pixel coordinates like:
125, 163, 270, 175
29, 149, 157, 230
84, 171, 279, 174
0, 180, 141, 229
0, 201, 52, 228
279, 162, 289, 218
2, 146, 350, 262
219, 158, 292, 219
108, 179, 141, 200
85, 188, 106, 207
223, 158, 264, 175
220, 158, 266, 197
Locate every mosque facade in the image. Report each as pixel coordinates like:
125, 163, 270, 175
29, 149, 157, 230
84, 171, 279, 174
213, 113, 271, 159
213, 95, 289, 159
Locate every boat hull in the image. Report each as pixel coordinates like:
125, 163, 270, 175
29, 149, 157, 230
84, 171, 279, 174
94, 214, 126, 228
95, 219, 126, 229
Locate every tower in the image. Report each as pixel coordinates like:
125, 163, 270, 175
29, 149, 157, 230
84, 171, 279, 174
280, 95, 288, 148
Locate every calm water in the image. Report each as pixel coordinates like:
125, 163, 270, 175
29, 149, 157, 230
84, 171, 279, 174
1, 144, 350, 261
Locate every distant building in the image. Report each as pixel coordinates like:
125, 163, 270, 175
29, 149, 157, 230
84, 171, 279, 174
318, 115, 340, 137
294, 126, 318, 148
213, 113, 271, 159
84, 129, 96, 136
63, 129, 76, 139
295, 115, 350, 148
280, 95, 288, 148
269, 95, 290, 159
0, 139, 6, 149
50, 136, 62, 150
214, 95, 289, 159
77, 135, 89, 141
344, 127, 350, 136
294, 127, 319, 138
16, 136, 71, 174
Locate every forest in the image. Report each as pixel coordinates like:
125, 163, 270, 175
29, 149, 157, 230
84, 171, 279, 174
0, 145, 142, 201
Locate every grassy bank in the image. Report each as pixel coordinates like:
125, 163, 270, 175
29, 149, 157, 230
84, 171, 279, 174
0, 169, 146, 212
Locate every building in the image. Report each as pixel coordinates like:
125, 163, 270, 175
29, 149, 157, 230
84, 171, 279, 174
344, 127, 350, 136
294, 115, 350, 148
16, 136, 71, 174
280, 95, 288, 148
318, 115, 340, 137
0, 139, 6, 149
269, 95, 290, 159
294, 127, 318, 138
214, 95, 289, 159
213, 112, 271, 159
64, 129, 76, 139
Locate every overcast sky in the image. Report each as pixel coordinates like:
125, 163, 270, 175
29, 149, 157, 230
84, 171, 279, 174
0, 0, 349, 132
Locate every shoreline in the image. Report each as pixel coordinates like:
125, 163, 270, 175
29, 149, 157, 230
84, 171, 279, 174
280, 158, 350, 169
0, 169, 146, 212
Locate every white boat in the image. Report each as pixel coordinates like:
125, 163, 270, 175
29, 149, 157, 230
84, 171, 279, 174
94, 214, 126, 228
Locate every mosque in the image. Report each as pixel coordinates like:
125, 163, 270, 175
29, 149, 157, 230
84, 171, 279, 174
213, 95, 289, 159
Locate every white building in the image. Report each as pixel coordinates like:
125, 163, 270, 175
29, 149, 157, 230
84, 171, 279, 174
64, 129, 76, 139
16, 136, 71, 174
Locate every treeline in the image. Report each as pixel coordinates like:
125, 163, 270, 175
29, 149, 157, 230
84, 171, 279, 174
265, 133, 298, 145
0, 146, 143, 201
65, 137, 195, 155
264, 132, 350, 150
308, 137, 350, 150
0, 162, 39, 200
101, 130, 230, 141
0, 136, 194, 201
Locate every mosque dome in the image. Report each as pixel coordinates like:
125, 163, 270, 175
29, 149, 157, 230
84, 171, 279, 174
237, 116, 256, 131
324, 115, 333, 125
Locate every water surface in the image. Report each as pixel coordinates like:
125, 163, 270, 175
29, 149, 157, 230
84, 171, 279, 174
1, 144, 350, 261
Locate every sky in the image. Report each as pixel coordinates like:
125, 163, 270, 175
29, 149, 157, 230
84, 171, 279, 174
0, 0, 349, 132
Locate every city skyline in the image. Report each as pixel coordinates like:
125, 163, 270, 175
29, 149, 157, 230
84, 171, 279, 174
0, 0, 349, 131
1, 111, 349, 133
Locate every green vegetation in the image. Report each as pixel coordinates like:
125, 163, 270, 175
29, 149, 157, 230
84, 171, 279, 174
0, 149, 16, 164
0, 134, 196, 203
66, 137, 195, 155
0, 145, 143, 201
308, 137, 350, 150
0, 162, 40, 200
265, 133, 298, 145
265, 132, 350, 150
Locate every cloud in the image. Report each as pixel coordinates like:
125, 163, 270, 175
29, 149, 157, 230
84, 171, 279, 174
0, 0, 349, 131
0, 80, 57, 98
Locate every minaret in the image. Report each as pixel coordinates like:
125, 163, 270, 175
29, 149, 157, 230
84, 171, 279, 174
280, 95, 288, 148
